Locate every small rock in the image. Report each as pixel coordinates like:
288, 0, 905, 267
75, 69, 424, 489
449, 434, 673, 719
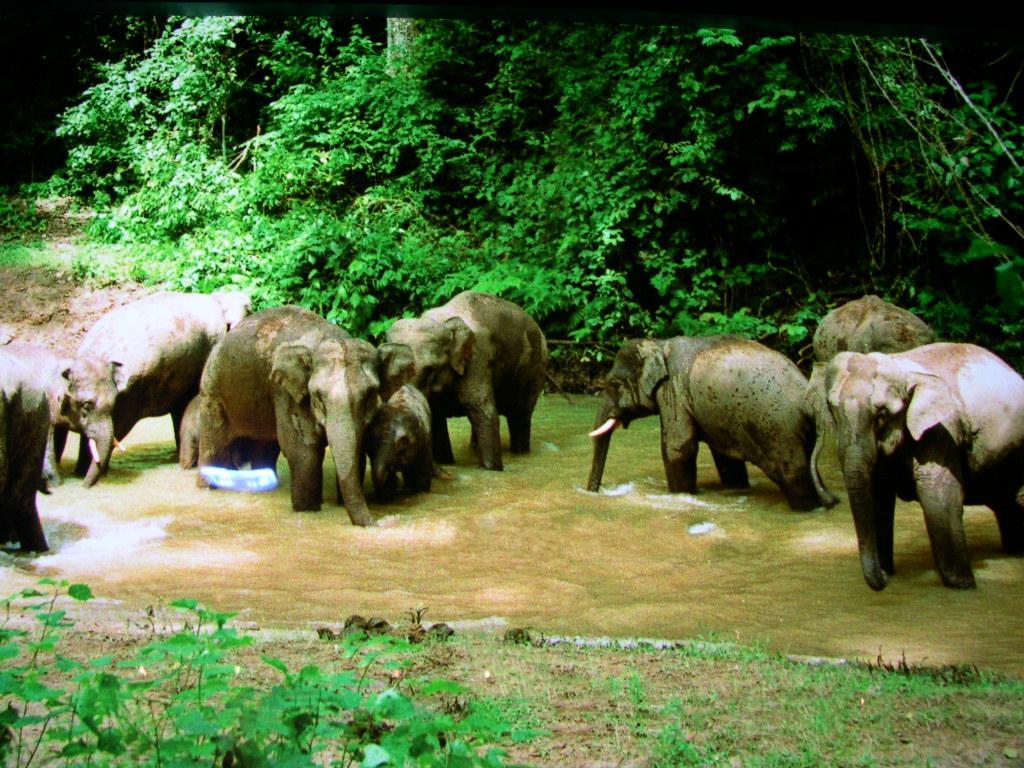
688, 521, 717, 536
427, 623, 455, 641
503, 627, 533, 645
315, 627, 339, 640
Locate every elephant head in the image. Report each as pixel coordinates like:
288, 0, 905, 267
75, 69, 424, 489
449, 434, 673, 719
212, 290, 253, 330
61, 359, 124, 488
269, 336, 414, 526
825, 351, 967, 590
385, 316, 474, 396
587, 339, 667, 492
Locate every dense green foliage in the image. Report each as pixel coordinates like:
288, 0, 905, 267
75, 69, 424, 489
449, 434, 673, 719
0, 580, 511, 766
6, 16, 1024, 362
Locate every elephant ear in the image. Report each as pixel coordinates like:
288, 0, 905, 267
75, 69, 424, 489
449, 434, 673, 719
377, 342, 415, 401
903, 371, 966, 443
637, 340, 669, 401
270, 342, 314, 403
444, 317, 474, 376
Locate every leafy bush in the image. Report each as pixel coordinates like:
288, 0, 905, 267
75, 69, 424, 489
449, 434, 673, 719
40, 16, 1024, 365
0, 580, 510, 766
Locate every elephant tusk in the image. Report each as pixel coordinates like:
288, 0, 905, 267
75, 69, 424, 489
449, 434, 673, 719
88, 439, 100, 463
113, 437, 126, 453
588, 418, 620, 438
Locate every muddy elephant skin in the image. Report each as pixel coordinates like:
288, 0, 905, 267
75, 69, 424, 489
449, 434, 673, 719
385, 291, 548, 471
825, 342, 1024, 590
197, 305, 415, 525
365, 383, 435, 501
813, 295, 935, 363
588, 335, 837, 511
0, 349, 50, 551
2, 340, 73, 488
62, 290, 253, 487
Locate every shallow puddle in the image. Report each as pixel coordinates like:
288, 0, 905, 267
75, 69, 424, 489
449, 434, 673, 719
3, 394, 1023, 674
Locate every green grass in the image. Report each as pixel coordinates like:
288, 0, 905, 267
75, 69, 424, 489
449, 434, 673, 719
2, 580, 1022, 767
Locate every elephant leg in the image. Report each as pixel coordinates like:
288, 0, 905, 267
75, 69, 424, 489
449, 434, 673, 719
990, 492, 1024, 555
196, 397, 233, 487
41, 424, 61, 488
74, 437, 91, 478
169, 394, 191, 452
9, 438, 48, 552
431, 409, 455, 465
248, 441, 280, 474
507, 409, 533, 454
660, 416, 698, 494
466, 400, 502, 471
407, 448, 434, 494
914, 455, 974, 589
284, 443, 324, 512
509, 380, 541, 454
53, 424, 68, 464
710, 449, 749, 489
874, 478, 896, 576
777, 466, 824, 512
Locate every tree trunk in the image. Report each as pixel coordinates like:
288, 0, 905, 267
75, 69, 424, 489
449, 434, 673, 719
386, 18, 417, 75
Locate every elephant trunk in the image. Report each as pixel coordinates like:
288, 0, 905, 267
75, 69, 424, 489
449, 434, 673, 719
82, 420, 115, 488
840, 444, 889, 591
326, 421, 374, 527
586, 402, 619, 492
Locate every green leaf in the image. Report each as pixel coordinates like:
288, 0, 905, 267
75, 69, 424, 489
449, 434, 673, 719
419, 679, 468, 696
68, 584, 94, 602
262, 655, 289, 675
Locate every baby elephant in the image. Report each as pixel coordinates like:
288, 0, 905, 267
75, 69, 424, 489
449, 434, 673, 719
364, 384, 435, 501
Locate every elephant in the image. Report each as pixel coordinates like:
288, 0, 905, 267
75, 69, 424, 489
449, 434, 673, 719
385, 291, 548, 471
364, 383, 435, 501
2, 340, 73, 489
0, 348, 50, 552
823, 343, 1024, 590
196, 305, 415, 525
587, 335, 837, 511
813, 295, 936, 363
62, 290, 252, 487
178, 394, 279, 472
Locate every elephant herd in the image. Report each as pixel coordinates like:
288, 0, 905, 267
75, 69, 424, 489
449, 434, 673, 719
2, 290, 1023, 594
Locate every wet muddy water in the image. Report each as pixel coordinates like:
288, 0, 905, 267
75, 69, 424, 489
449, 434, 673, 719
4, 395, 1023, 674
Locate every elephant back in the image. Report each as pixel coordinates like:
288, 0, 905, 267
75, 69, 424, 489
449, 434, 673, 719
682, 336, 813, 453
813, 295, 936, 362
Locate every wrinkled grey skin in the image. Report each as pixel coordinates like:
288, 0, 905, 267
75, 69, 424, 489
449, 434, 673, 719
178, 394, 279, 472
588, 336, 837, 511
364, 384, 435, 501
63, 290, 252, 487
197, 306, 415, 525
385, 291, 548, 471
813, 295, 936, 363
808, 295, 938, 498
2, 341, 73, 489
0, 349, 50, 552
825, 343, 1024, 590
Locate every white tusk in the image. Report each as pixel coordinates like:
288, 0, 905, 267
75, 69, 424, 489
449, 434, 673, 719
113, 437, 126, 453
88, 439, 100, 463
588, 418, 620, 438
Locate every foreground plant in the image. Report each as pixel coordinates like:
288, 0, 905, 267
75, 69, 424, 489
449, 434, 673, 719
0, 580, 511, 767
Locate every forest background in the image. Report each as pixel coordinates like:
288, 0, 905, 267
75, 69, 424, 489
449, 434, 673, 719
2, 11, 1023, 372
